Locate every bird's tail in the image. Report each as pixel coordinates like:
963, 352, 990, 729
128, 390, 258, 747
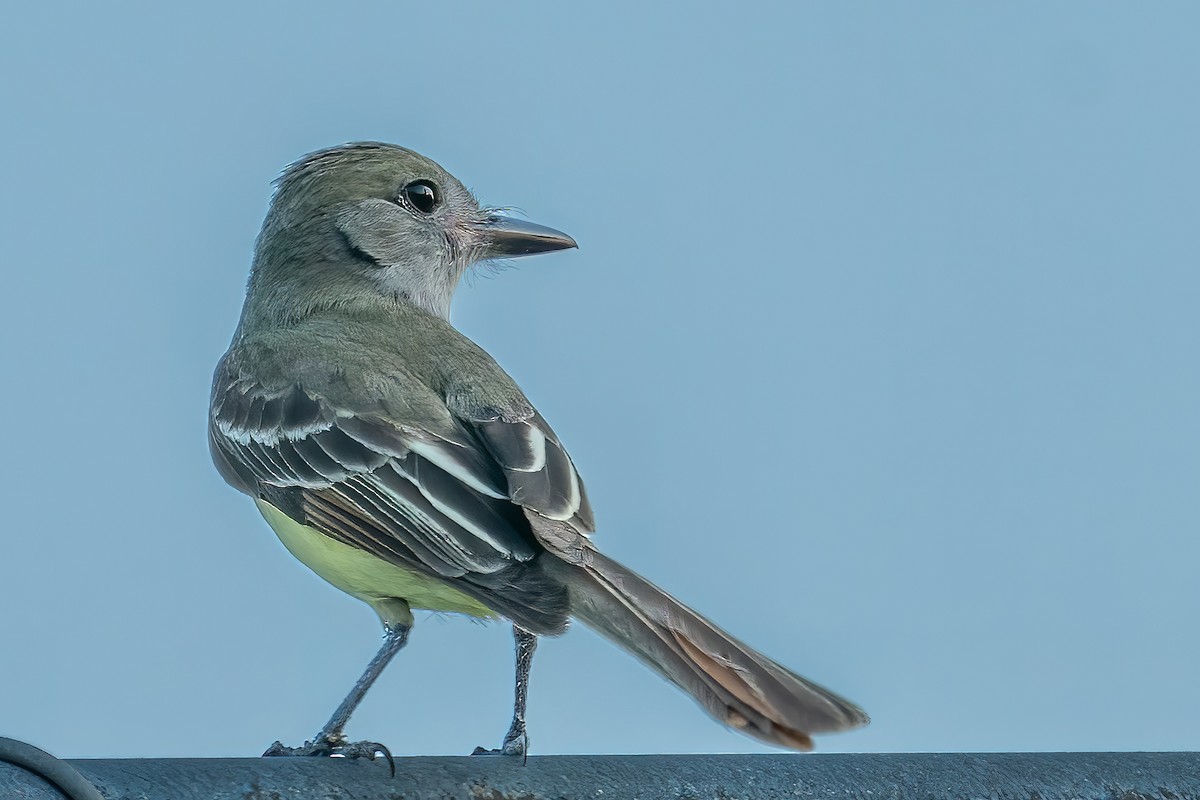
547, 549, 869, 750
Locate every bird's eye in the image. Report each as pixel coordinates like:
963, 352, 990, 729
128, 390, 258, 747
400, 180, 440, 214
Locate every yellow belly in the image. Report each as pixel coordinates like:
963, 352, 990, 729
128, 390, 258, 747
256, 499, 499, 628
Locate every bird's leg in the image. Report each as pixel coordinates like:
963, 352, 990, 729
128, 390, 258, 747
313, 622, 412, 745
263, 622, 411, 773
502, 626, 538, 758
473, 625, 537, 761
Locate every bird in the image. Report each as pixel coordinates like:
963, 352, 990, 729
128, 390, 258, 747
209, 142, 868, 763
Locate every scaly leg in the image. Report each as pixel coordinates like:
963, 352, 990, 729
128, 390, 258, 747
263, 622, 411, 773
473, 625, 538, 761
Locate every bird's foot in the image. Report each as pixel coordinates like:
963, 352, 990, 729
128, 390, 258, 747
471, 729, 528, 763
264, 736, 395, 775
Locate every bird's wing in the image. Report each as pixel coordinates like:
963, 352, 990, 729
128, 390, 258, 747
209, 346, 571, 632
469, 410, 594, 534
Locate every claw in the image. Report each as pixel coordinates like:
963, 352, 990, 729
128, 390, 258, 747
503, 731, 529, 765
263, 737, 396, 777
471, 730, 528, 765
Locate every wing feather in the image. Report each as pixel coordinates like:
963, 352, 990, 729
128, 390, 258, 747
476, 413, 594, 532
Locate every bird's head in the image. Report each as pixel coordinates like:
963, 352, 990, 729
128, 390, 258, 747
243, 142, 576, 324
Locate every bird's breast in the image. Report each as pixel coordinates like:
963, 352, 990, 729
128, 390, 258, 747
255, 498, 500, 627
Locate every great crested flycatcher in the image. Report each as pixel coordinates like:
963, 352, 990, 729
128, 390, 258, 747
209, 142, 868, 762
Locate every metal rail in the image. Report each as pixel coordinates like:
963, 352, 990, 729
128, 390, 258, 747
1, 738, 1196, 799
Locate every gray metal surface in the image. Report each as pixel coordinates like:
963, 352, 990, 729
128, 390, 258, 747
0, 751, 1196, 800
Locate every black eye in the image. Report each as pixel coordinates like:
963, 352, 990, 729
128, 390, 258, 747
401, 180, 440, 214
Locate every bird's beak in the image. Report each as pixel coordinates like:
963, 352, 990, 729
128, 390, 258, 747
475, 215, 577, 259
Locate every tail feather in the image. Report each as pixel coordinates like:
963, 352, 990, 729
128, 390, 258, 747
548, 549, 868, 750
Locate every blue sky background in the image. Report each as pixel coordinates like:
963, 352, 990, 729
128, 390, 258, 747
1, 2, 1197, 759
